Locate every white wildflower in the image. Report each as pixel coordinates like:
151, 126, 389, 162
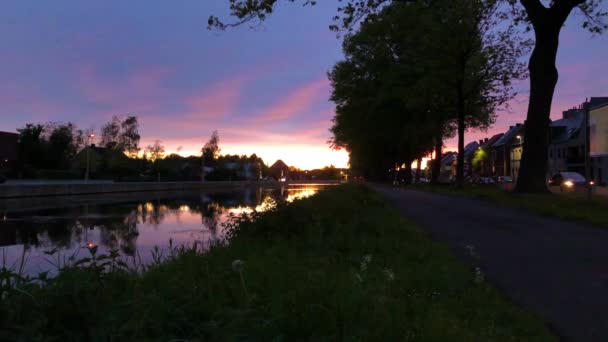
474, 267, 485, 284
465, 244, 478, 259
355, 273, 363, 283
383, 268, 395, 281
360, 254, 372, 272
231, 259, 245, 272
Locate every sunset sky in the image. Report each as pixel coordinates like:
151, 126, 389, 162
1, 1, 607, 169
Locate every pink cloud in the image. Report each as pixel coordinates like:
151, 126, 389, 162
183, 77, 245, 119
251, 79, 329, 123
73, 63, 173, 116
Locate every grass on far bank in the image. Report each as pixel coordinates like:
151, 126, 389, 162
409, 183, 608, 227
0, 184, 554, 341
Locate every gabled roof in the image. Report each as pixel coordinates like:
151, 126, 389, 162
492, 124, 523, 147
481, 133, 504, 149
463, 141, 479, 159
550, 112, 584, 143
441, 152, 457, 164
589, 97, 608, 109
591, 101, 608, 111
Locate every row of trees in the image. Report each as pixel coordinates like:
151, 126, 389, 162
13, 120, 273, 181
328, 0, 527, 185
15, 116, 141, 178
211, 0, 607, 192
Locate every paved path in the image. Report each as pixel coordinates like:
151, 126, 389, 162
373, 185, 608, 342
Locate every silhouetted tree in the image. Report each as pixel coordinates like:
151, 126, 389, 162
211, 0, 607, 192
47, 122, 79, 169
101, 116, 122, 150
120, 116, 141, 157
146, 140, 165, 161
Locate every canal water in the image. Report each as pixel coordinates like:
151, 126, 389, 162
0, 184, 326, 276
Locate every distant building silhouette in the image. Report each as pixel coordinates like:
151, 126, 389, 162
0, 131, 18, 172
269, 160, 289, 180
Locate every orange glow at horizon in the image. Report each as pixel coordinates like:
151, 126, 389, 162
155, 141, 349, 170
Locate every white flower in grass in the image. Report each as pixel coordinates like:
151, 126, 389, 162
465, 244, 479, 259
383, 268, 395, 281
231, 259, 245, 272
360, 254, 372, 272
474, 267, 485, 284
355, 273, 363, 283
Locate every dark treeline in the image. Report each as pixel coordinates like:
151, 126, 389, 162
11, 118, 272, 182
328, 0, 527, 186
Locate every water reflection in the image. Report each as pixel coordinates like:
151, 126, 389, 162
0, 185, 324, 275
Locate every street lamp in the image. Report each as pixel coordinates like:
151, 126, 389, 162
85, 133, 95, 181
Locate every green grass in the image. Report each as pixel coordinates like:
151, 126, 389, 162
0, 184, 554, 341
410, 183, 608, 226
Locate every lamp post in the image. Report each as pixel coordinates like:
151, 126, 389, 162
85, 133, 95, 181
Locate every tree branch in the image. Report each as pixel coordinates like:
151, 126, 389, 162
551, 0, 586, 26
519, 0, 547, 23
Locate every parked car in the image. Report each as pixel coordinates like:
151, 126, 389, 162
417, 177, 430, 184
478, 177, 495, 185
547, 172, 589, 190
497, 176, 513, 183
353, 176, 365, 182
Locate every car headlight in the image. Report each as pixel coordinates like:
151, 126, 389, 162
563, 180, 574, 187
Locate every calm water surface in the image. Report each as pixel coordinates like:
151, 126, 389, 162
0, 185, 326, 275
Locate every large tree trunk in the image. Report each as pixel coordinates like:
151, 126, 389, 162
455, 87, 466, 188
404, 159, 413, 185
431, 135, 442, 184
515, 1, 575, 193
415, 158, 422, 183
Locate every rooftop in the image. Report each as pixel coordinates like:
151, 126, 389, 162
492, 124, 523, 147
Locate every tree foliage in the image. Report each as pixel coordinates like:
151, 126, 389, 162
212, 0, 606, 192
17, 122, 83, 171
329, 1, 526, 181
202, 130, 221, 166
210, 0, 606, 33
146, 140, 166, 162
101, 115, 141, 155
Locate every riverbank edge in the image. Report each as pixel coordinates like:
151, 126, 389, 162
0, 184, 554, 341
0, 180, 339, 199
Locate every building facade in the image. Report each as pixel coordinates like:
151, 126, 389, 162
474, 134, 503, 177
547, 106, 586, 177
491, 124, 523, 178
510, 135, 524, 183
590, 102, 608, 185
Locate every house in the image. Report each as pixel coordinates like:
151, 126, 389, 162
547, 106, 587, 176
491, 124, 524, 178
438, 152, 457, 183
472, 134, 504, 177
462, 141, 480, 176
510, 131, 525, 183
589, 99, 608, 185
0, 131, 18, 173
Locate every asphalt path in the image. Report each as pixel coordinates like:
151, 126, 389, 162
373, 184, 608, 342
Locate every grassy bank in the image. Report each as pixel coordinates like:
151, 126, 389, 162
411, 184, 608, 226
0, 185, 553, 341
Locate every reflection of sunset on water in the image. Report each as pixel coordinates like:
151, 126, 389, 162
285, 188, 319, 202
0, 186, 327, 275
